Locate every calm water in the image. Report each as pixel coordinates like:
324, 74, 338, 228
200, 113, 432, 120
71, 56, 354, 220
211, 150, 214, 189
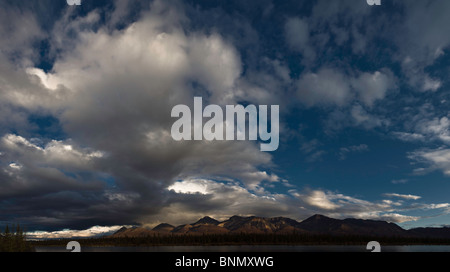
34, 245, 450, 252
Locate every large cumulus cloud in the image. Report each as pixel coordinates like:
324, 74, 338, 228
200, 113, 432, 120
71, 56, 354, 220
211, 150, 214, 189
0, 0, 286, 231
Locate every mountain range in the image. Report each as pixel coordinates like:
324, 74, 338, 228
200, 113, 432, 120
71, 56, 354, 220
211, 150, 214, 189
110, 214, 450, 239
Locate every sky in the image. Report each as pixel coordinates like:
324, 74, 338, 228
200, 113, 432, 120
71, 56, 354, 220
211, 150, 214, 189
1, 0, 450, 238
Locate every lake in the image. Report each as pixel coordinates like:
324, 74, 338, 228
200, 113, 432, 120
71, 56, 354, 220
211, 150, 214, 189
34, 245, 450, 252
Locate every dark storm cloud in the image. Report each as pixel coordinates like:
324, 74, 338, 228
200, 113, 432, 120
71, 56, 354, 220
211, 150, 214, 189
0, 0, 286, 231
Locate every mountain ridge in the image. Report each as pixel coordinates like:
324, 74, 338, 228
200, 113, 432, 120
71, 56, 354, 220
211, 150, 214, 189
109, 214, 450, 239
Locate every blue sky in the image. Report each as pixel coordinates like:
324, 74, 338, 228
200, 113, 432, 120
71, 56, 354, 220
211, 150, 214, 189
1, 0, 450, 237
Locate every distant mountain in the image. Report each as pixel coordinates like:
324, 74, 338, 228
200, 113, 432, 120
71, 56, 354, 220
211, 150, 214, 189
408, 227, 450, 239
171, 224, 194, 234
297, 214, 407, 237
295, 214, 339, 233
171, 216, 227, 235
152, 223, 175, 233
193, 216, 220, 226
114, 226, 129, 235
109, 214, 450, 239
110, 227, 154, 238
218, 216, 302, 234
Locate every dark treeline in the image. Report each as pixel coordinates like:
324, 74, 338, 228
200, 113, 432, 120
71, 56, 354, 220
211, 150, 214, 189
0, 224, 34, 252
31, 233, 450, 247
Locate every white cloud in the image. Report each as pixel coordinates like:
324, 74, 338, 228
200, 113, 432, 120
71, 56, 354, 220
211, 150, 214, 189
305, 150, 327, 163
309, 0, 371, 55
0, 5, 45, 64
351, 104, 387, 129
400, 1, 450, 63
3, 134, 43, 151
392, 1, 450, 93
292, 189, 422, 223
297, 68, 352, 107
27, 225, 126, 240
296, 68, 396, 109
375, 213, 419, 224
9, 163, 22, 171
2, 134, 104, 169
188, 34, 242, 103
394, 114, 450, 145
25, 68, 62, 91
422, 76, 442, 92
408, 148, 450, 176
425, 203, 450, 210
284, 17, 309, 49
0, 134, 106, 201
351, 70, 397, 107
290, 0, 446, 96
391, 179, 409, 185
339, 144, 369, 160
299, 139, 327, 163
417, 117, 450, 144
383, 193, 422, 201
392, 132, 426, 142
303, 190, 340, 210
168, 179, 210, 195
284, 17, 315, 62
300, 139, 322, 154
